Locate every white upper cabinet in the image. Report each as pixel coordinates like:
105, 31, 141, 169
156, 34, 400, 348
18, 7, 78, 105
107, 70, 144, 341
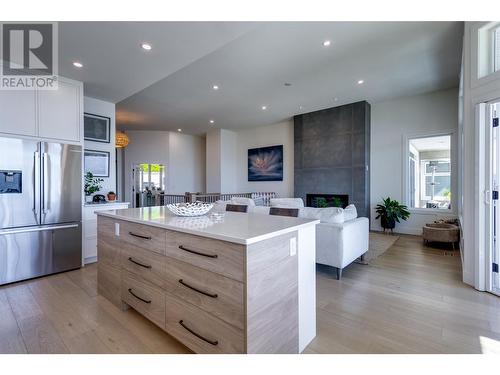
0, 76, 83, 143
38, 78, 82, 142
0, 90, 37, 136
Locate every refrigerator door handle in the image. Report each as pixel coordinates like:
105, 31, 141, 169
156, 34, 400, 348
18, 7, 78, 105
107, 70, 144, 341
0, 223, 79, 236
33, 150, 39, 216
42, 152, 49, 214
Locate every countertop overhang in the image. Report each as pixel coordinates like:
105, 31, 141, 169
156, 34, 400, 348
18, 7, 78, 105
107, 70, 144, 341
96, 206, 319, 245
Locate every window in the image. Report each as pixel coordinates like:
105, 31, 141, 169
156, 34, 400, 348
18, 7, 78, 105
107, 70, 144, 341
408, 135, 452, 210
137, 163, 165, 191
495, 26, 500, 73
478, 22, 500, 78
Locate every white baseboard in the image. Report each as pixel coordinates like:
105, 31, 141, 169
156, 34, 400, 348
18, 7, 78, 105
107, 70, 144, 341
84, 256, 97, 265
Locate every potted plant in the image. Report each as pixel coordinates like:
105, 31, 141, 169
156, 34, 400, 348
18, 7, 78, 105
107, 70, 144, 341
84, 172, 103, 203
375, 197, 410, 233
107, 191, 116, 201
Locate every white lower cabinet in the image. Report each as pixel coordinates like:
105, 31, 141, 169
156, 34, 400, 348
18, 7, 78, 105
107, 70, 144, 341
83, 202, 129, 264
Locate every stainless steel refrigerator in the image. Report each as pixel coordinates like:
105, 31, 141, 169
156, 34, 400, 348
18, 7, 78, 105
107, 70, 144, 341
0, 136, 82, 285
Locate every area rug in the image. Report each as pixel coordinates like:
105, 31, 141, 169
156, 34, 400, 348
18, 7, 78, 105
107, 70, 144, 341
356, 232, 400, 264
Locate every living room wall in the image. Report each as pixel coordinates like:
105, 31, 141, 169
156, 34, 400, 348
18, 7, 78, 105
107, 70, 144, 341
207, 120, 294, 197
235, 120, 294, 197
370, 88, 459, 234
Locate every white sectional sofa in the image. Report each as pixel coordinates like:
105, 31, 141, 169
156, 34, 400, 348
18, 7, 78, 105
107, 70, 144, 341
212, 197, 369, 279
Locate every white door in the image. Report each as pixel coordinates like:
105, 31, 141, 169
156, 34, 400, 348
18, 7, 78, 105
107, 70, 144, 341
38, 78, 81, 142
0, 90, 37, 136
486, 101, 500, 296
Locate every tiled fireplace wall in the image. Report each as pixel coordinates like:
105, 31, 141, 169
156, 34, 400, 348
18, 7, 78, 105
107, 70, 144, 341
294, 101, 371, 219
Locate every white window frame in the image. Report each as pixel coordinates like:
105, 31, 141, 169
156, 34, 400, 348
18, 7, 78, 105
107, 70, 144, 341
494, 26, 500, 73
472, 21, 500, 89
403, 130, 456, 214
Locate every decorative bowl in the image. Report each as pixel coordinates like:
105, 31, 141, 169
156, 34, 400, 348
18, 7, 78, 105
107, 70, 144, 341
166, 201, 213, 217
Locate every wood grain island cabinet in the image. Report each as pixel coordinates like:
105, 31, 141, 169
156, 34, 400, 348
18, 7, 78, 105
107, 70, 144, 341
96, 207, 318, 354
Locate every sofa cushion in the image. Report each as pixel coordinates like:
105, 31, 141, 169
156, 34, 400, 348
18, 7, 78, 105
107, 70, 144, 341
344, 204, 358, 221
248, 206, 270, 215
231, 197, 256, 206
298, 207, 344, 224
270, 198, 305, 208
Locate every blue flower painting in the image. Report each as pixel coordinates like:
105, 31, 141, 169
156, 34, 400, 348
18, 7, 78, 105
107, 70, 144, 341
248, 145, 283, 181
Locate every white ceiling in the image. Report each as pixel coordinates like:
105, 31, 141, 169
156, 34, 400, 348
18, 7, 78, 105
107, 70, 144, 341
59, 22, 463, 135
58, 22, 256, 102
410, 135, 451, 152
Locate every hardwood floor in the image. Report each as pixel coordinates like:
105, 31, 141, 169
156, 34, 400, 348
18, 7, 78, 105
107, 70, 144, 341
1, 234, 499, 354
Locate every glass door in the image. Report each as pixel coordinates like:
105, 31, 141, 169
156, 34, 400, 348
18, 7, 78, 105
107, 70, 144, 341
131, 163, 165, 208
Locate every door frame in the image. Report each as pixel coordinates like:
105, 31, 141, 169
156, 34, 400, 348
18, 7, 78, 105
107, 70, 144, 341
480, 100, 500, 296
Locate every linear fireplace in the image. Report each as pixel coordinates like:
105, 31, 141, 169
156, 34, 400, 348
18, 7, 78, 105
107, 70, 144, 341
294, 100, 370, 218
306, 194, 349, 208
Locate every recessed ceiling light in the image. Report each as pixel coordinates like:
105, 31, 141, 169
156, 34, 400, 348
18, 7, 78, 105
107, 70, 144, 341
177, 128, 182, 132
357, 79, 364, 85
333, 97, 339, 101
141, 43, 152, 51
299, 105, 304, 110
323, 40, 331, 47
212, 85, 219, 90
261, 105, 267, 110
72, 61, 83, 68
209, 120, 215, 124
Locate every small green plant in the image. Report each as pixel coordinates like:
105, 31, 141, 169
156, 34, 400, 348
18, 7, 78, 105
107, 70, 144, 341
442, 188, 451, 200
84, 172, 103, 196
375, 197, 410, 230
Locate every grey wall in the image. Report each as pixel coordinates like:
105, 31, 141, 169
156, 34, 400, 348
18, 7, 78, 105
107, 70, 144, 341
294, 101, 371, 218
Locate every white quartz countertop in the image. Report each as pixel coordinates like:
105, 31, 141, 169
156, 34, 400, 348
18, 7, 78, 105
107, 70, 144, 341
96, 206, 319, 245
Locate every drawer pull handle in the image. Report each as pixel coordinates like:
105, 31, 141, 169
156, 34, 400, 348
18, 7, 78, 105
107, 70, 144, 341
178, 245, 218, 258
128, 232, 152, 240
179, 320, 218, 346
178, 279, 218, 298
128, 257, 152, 269
127, 288, 151, 304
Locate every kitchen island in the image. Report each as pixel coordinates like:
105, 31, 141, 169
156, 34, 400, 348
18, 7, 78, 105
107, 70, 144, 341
96, 206, 318, 354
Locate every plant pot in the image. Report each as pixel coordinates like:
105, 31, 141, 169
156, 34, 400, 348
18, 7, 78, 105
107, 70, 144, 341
85, 195, 93, 203
107, 193, 116, 201
381, 216, 396, 230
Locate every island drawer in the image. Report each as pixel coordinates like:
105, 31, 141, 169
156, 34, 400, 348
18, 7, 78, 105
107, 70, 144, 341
121, 244, 166, 288
163, 256, 244, 329
122, 271, 166, 328
118, 220, 166, 255
164, 292, 244, 354
165, 231, 245, 282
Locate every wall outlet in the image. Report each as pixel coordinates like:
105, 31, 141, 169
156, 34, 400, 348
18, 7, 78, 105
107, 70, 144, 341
115, 222, 120, 236
289, 237, 297, 256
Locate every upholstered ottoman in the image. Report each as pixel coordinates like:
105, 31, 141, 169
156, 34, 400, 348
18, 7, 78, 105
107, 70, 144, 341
422, 223, 460, 250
